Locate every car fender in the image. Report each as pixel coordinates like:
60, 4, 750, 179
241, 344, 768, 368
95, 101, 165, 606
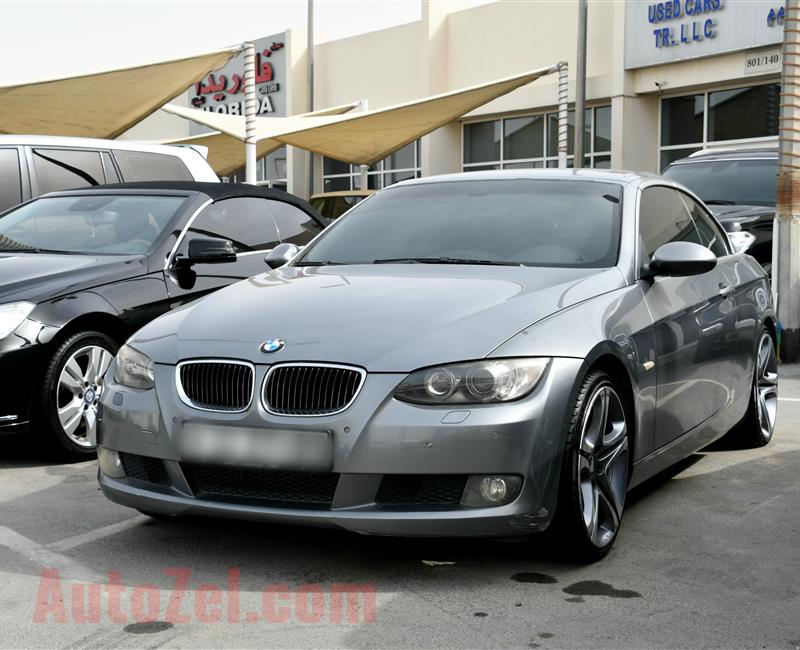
491, 284, 657, 463
27, 291, 121, 344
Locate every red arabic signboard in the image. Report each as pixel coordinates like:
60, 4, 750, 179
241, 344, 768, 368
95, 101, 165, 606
188, 34, 286, 117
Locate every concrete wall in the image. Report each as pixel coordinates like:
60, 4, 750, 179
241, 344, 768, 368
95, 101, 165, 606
445, 0, 615, 117
314, 21, 427, 110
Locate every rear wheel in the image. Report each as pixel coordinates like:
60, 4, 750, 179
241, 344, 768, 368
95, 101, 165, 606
40, 331, 117, 457
729, 329, 778, 448
550, 370, 630, 562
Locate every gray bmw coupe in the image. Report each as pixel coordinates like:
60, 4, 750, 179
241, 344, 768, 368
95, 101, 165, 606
97, 170, 777, 560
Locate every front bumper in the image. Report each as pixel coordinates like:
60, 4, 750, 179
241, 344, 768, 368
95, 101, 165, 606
97, 357, 583, 537
0, 329, 51, 434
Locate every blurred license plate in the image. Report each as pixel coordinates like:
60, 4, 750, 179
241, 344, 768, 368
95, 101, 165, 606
179, 424, 332, 471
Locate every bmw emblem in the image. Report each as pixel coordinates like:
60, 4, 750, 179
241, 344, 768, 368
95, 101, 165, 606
260, 338, 285, 354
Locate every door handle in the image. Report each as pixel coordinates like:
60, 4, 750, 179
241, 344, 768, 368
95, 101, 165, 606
719, 284, 735, 298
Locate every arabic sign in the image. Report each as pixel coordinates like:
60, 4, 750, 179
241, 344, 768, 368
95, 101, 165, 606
625, 1, 783, 69
185, 32, 286, 133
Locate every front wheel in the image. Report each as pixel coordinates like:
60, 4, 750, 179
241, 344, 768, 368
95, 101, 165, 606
40, 331, 117, 457
550, 370, 631, 562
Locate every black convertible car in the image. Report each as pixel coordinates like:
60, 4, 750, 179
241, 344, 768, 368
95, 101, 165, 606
0, 181, 326, 455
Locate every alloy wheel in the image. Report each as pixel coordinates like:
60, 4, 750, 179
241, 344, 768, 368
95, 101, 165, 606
56, 344, 113, 447
577, 383, 629, 549
754, 333, 778, 442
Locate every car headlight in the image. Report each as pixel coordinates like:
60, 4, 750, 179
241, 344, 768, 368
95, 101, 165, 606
394, 358, 550, 405
113, 344, 155, 390
0, 302, 35, 340
728, 230, 757, 254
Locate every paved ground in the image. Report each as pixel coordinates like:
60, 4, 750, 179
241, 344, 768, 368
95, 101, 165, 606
1, 371, 799, 649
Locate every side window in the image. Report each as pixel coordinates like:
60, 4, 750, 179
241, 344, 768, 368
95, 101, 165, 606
638, 186, 702, 261
32, 148, 103, 194
113, 150, 192, 181
677, 192, 729, 257
101, 152, 121, 183
0, 149, 22, 212
178, 197, 281, 258
267, 201, 322, 245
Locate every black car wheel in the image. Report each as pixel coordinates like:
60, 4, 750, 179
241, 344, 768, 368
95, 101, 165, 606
728, 328, 778, 448
550, 370, 631, 562
40, 331, 117, 457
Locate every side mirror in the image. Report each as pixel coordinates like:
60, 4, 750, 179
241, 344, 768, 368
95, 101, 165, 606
265, 243, 299, 269
646, 241, 717, 277
180, 238, 236, 266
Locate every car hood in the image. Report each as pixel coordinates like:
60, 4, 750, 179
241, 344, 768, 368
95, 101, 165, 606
0, 252, 147, 305
132, 264, 625, 371
708, 204, 774, 228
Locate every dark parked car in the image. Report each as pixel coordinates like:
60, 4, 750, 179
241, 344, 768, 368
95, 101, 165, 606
662, 148, 777, 272
0, 181, 325, 456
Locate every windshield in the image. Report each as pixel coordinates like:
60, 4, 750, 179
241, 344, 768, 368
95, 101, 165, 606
0, 194, 187, 255
298, 179, 623, 268
663, 158, 776, 207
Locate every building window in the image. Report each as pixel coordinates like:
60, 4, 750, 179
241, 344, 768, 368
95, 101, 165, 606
322, 141, 421, 192
659, 83, 780, 170
462, 105, 612, 171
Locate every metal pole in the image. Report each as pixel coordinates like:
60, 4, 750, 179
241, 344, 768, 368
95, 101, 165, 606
358, 99, 369, 190
307, 0, 314, 196
573, 0, 588, 169
557, 62, 569, 169
777, 0, 800, 361
243, 41, 257, 185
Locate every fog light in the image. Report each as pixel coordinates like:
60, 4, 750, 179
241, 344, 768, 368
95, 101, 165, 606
98, 447, 125, 478
461, 474, 522, 507
481, 477, 507, 502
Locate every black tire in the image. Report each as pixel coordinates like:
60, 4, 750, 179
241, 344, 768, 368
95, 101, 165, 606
726, 327, 778, 449
39, 330, 118, 458
548, 369, 632, 563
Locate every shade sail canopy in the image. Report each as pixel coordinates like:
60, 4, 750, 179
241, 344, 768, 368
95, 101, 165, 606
163, 66, 556, 166
0, 47, 240, 139
161, 102, 361, 176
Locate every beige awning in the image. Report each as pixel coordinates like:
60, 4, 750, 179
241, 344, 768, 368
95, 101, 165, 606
161, 102, 361, 176
163, 66, 557, 166
0, 47, 240, 139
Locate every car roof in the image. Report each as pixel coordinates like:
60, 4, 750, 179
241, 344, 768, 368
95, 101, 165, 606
391, 168, 660, 187
311, 190, 376, 199
671, 147, 778, 165
0, 134, 199, 155
39, 181, 326, 221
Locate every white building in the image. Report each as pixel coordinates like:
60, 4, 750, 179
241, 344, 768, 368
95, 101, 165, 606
124, 0, 786, 199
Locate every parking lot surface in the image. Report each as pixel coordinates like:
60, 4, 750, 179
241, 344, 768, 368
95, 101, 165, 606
1, 369, 799, 649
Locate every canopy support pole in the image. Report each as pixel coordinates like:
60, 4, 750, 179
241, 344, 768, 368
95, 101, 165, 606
358, 99, 369, 189
573, 0, 588, 169
307, 0, 315, 195
244, 41, 258, 185
557, 61, 568, 169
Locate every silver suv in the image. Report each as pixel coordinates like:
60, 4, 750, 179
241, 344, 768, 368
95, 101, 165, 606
0, 135, 219, 213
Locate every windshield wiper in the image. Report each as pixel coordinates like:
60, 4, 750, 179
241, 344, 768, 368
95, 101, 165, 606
372, 256, 519, 266
294, 260, 347, 267
0, 247, 83, 255
703, 199, 736, 205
